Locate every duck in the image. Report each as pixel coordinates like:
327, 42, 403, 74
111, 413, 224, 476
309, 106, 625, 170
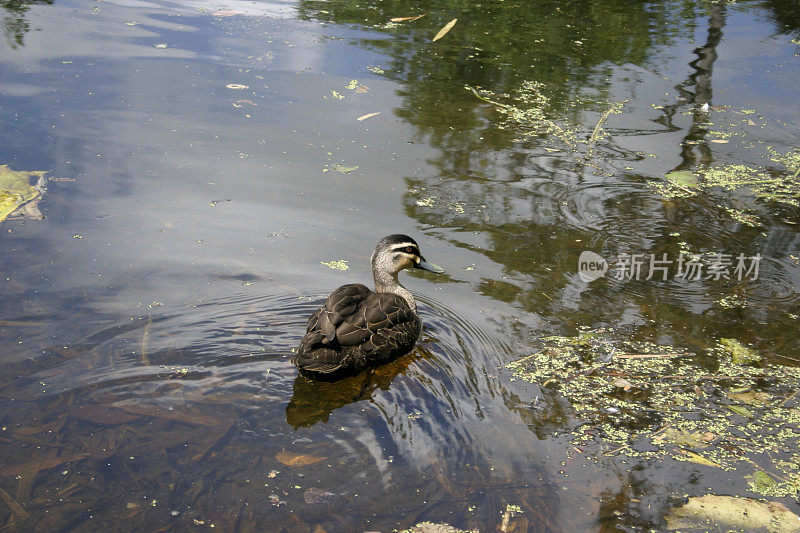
292, 234, 444, 377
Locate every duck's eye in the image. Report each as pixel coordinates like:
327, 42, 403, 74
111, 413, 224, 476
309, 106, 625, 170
405, 247, 415, 254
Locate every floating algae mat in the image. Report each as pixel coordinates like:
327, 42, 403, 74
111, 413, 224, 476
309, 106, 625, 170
0, 164, 47, 224
508, 330, 800, 498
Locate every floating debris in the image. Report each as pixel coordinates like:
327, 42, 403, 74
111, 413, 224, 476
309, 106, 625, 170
665, 170, 698, 189
320, 260, 348, 271
330, 164, 359, 174
507, 330, 800, 495
357, 112, 381, 121
432, 19, 458, 42
268, 493, 286, 507
390, 14, 426, 23
717, 338, 762, 366
0, 164, 47, 223
400, 522, 478, 533
665, 494, 800, 531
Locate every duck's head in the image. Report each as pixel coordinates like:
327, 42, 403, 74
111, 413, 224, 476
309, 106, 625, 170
371, 234, 445, 279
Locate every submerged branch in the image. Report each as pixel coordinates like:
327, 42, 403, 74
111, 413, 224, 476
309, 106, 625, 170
588, 101, 626, 146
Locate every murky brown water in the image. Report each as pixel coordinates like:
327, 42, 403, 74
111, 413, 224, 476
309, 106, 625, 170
1, 0, 799, 530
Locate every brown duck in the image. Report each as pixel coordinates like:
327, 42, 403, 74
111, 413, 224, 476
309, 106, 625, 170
292, 234, 444, 376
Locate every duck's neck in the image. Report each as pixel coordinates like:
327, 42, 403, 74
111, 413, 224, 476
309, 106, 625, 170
372, 264, 416, 311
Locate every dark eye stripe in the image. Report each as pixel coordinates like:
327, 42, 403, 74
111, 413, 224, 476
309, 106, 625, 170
391, 244, 419, 255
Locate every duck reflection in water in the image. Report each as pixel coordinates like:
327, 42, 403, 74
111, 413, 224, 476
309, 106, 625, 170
286, 347, 431, 428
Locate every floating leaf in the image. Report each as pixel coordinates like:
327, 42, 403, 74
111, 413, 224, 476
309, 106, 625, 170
390, 14, 426, 22
654, 428, 712, 449
275, 451, 326, 466
746, 470, 777, 493
727, 404, 754, 418
680, 450, 722, 468
665, 170, 698, 188
357, 112, 381, 121
225, 83, 249, 90
727, 390, 771, 405
432, 18, 458, 42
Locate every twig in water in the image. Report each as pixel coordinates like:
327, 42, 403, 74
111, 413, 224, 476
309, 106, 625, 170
603, 445, 627, 456
773, 353, 800, 364
507, 352, 541, 367
465, 85, 509, 109
539, 291, 557, 305
777, 388, 799, 407
666, 178, 697, 195
588, 100, 626, 146
564, 363, 611, 383
651, 425, 671, 437
0, 485, 29, 521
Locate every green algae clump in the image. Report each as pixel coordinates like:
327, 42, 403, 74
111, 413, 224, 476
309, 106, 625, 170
718, 338, 762, 366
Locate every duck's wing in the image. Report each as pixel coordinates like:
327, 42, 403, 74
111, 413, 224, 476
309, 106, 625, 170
312, 283, 372, 344
353, 292, 418, 354
293, 284, 419, 373
292, 284, 371, 373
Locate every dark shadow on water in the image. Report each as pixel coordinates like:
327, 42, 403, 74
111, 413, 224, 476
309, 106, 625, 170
286, 348, 423, 428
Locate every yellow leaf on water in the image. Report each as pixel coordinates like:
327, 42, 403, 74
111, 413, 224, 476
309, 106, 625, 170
390, 14, 426, 22
432, 18, 458, 42
678, 449, 722, 468
357, 112, 381, 121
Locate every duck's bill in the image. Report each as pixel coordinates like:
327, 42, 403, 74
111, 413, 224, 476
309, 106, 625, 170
416, 258, 445, 274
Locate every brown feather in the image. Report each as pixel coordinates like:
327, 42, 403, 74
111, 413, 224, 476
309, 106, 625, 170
292, 283, 421, 375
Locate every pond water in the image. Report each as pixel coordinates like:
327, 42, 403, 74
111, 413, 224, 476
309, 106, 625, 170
1, 0, 799, 530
